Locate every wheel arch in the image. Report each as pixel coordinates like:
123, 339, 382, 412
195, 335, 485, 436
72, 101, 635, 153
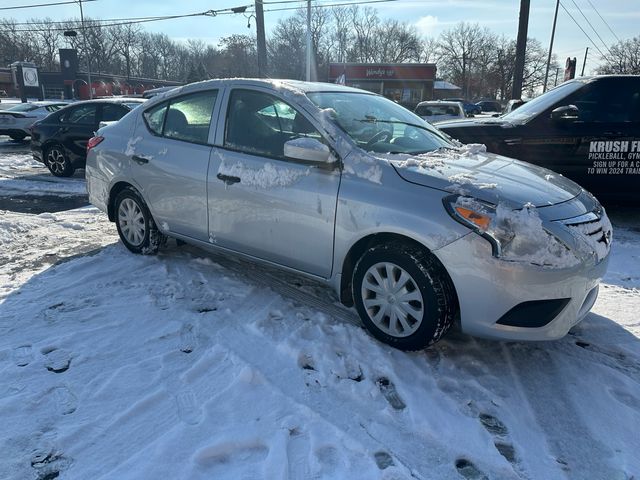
338, 232, 457, 308
108, 181, 138, 221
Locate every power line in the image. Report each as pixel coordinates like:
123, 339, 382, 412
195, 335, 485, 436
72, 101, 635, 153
1, 0, 398, 31
569, 0, 613, 56
558, 1, 607, 58
0, 7, 248, 32
585, 0, 621, 43
0, 0, 97, 11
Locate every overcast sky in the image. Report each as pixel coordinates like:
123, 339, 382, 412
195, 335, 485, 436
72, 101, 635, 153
5, 0, 639, 75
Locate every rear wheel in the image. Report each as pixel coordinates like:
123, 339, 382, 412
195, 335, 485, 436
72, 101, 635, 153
352, 241, 457, 350
44, 144, 74, 177
114, 187, 162, 255
9, 133, 26, 141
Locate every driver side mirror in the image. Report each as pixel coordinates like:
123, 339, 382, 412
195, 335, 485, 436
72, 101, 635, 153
550, 105, 579, 123
284, 138, 333, 164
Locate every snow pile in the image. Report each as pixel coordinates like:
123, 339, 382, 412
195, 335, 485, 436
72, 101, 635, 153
385, 153, 446, 173
493, 203, 580, 268
218, 161, 311, 188
379, 144, 488, 175
0, 213, 31, 245
459, 143, 487, 155
125, 136, 142, 156
448, 172, 497, 190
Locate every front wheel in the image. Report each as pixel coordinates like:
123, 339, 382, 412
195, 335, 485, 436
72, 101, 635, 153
352, 242, 457, 350
114, 187, 162, 255
44, 145, 74, 177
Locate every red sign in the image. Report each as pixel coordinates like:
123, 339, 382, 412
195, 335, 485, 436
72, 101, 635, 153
329, 63, 436, 82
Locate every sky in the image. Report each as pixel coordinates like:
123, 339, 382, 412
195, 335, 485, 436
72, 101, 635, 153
3, 0, 640, 75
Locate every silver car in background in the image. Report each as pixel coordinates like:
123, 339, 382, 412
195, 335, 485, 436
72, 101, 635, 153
414, 100, 466, 124
86, 79, 611, 350
0, 101, 68, 140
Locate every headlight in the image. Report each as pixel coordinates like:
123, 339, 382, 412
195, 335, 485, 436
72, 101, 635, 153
444, 195, 579, 268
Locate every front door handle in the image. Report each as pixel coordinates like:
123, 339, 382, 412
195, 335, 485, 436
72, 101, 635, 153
132, 155, 150, 165
217, 173, 241, 185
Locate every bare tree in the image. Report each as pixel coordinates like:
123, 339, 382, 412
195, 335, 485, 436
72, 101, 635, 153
597, 37, 640, 75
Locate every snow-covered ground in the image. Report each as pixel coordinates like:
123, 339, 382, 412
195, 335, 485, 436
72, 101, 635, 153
1, 141, 639, 480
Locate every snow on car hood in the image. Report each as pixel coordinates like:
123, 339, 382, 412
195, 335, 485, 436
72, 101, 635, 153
384, 145, 583, 208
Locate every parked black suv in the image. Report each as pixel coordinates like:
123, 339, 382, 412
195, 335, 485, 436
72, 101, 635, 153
437, 76, 640, 204
31, 98, 145, 176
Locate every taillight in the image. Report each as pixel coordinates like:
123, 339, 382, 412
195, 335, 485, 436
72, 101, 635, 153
87, 136, 104, 153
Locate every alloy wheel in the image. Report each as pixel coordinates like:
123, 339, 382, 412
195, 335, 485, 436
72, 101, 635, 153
46, 148, 67, 175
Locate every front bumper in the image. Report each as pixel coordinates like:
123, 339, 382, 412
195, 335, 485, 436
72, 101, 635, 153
433, 232, 609, 341
0, 128, 30, 136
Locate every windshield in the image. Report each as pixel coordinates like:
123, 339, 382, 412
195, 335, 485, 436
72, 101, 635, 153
502, 81, 584, 123
306, 92, 454, 154
6, 103, 38, 112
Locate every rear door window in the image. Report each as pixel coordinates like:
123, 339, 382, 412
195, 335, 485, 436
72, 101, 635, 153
164, 91, 217, 144
142, 91, 217, 144
100, 104, 129, 122
64, 105, 97, 124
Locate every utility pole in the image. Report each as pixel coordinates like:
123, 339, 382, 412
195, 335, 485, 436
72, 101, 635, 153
306, 0, 312, 81
543, 0, 560, 92
512, 0, 530, 99
554, 67, 560, 86
580, 47, 589, 76
254, 0, 267, 77
78, 0, 93, 99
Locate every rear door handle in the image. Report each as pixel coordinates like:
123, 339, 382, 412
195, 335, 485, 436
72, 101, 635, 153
217, 173, 241, 185
132, 155, 150, 165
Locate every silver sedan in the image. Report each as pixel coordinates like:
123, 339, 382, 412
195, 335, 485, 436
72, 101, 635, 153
86, 79, 611, 350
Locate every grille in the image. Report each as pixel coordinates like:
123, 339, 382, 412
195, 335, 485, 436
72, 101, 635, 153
560, 210, 612, 262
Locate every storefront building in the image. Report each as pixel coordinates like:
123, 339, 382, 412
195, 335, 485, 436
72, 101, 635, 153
328, 63, 437, 108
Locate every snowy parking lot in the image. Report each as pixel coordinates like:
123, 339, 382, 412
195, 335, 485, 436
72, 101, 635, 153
1, 136, 639, 480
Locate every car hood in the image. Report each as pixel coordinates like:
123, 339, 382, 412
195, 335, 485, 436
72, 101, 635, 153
436, 117, 509, 130
385, 148, 582, 208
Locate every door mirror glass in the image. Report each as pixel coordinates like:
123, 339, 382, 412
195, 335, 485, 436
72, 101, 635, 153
284, 138, 332, 163
551, 105, 579, 123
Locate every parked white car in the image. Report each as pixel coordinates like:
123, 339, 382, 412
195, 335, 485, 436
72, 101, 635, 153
414, 101, 466, 124
0, 101, 68, 140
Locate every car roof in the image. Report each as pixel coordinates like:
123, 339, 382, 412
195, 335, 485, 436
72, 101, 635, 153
63, 98, 146, 108
417, 101, 462, 106
144, 78, 374, 107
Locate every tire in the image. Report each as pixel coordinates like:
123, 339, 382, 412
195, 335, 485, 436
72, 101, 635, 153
9, 133, 26, 141
114, 187, 162, 255
352, 241, 457, 350
44, 144, 74, 177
